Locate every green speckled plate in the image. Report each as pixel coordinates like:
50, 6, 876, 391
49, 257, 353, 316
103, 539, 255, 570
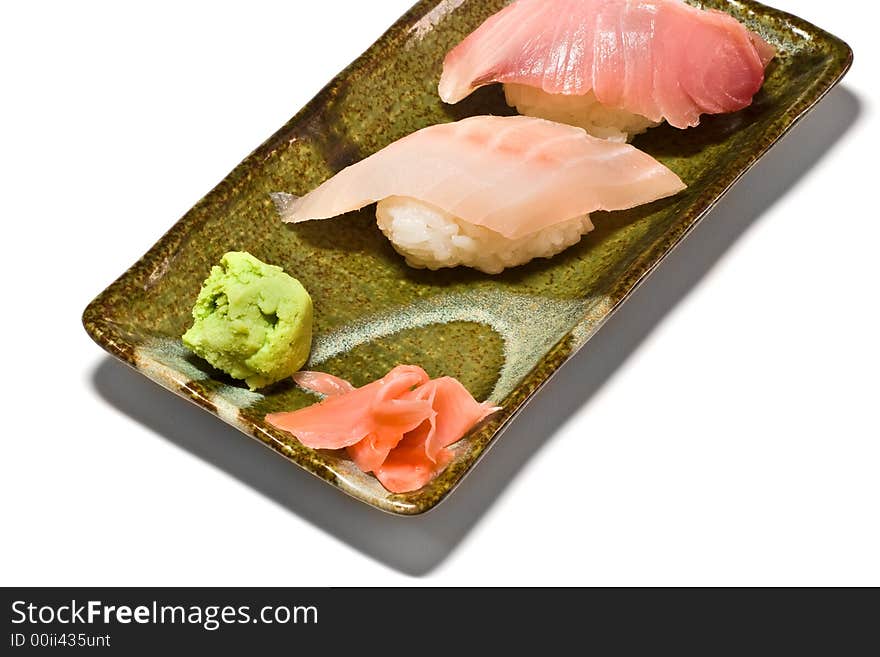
83, 0, 851, 515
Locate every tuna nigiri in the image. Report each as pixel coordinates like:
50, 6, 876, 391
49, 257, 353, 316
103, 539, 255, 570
266, 366, 500, 493
274, 115, 685, 274
439, 0, 776, 141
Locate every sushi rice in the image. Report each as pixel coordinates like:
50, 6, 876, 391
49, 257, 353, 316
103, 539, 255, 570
504, 84, 660, 142
376, 195, 595, 275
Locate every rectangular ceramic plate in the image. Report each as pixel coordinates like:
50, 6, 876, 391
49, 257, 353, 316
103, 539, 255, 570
84, 0, 851, 514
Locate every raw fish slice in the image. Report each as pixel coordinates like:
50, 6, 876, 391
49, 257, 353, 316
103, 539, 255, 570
749, 32, 777, 67
266, 365, 431, 449
275, 115, 685, 240
439, 0, 775, 129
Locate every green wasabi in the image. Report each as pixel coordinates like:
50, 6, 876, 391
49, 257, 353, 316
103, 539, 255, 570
182, 251, 313, 390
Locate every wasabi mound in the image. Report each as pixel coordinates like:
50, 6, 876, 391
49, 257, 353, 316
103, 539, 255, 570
182, 251, 313, 390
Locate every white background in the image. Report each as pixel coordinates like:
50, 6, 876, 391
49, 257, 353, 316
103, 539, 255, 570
1, 0, 877, 586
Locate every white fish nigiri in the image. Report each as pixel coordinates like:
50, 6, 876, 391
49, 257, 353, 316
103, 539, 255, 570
439, 0, 775, 141
275, 115, 685, 274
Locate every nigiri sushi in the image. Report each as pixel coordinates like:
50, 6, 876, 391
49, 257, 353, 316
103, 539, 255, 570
274, 115, 685, 274
439, 0, 776, 142
267, 366, 500, 493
